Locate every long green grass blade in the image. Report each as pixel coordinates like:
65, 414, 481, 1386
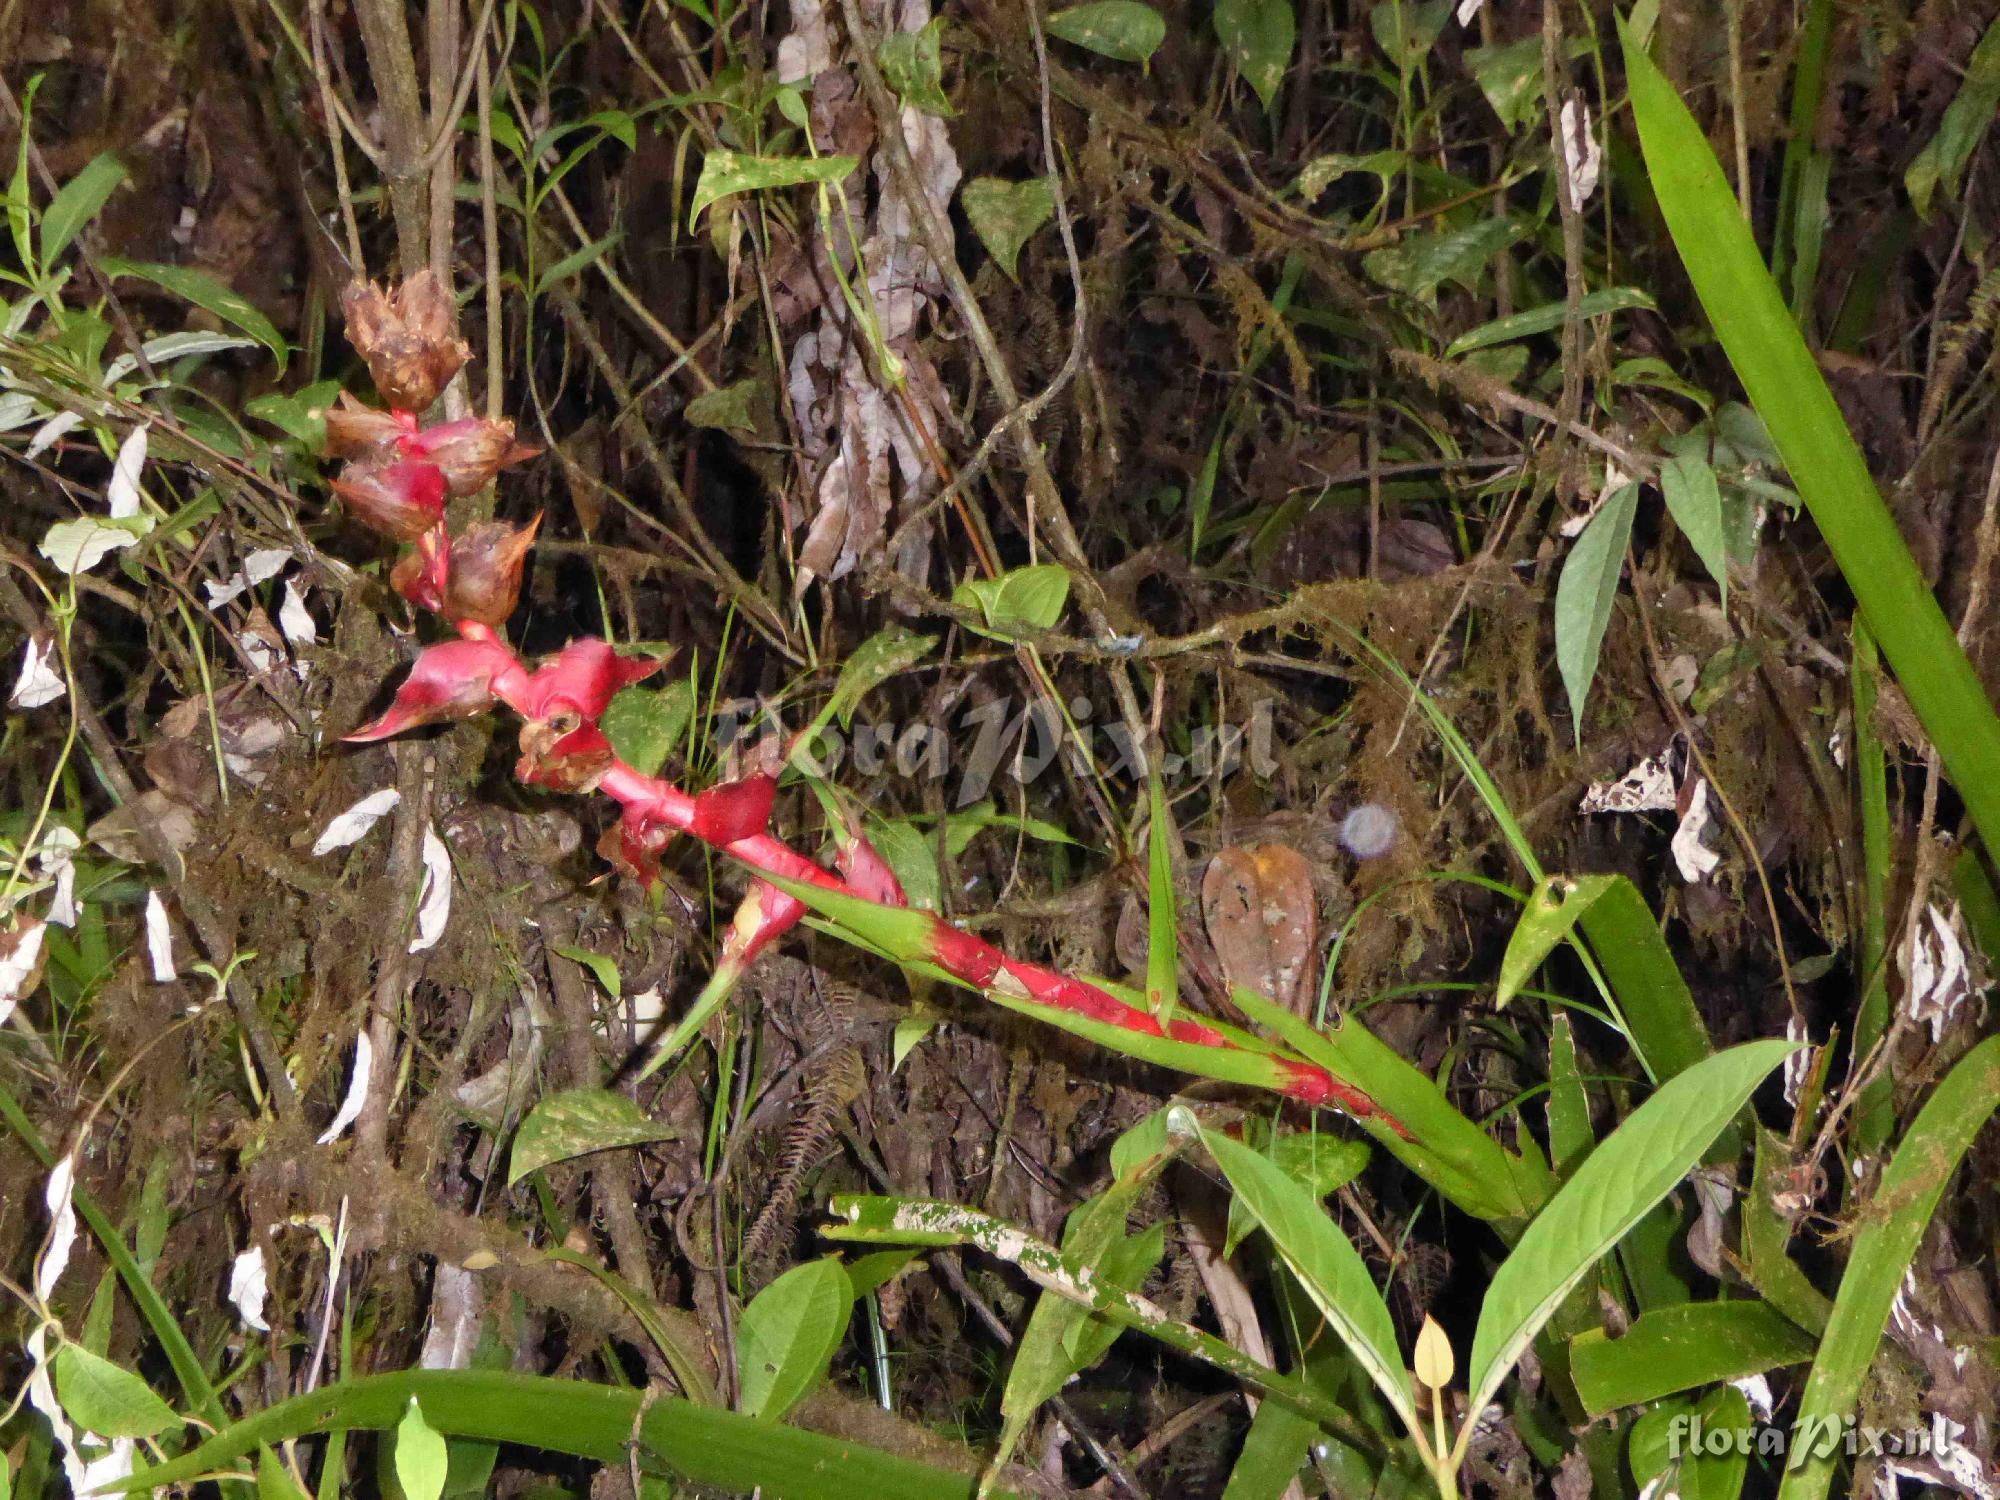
105, 1370, 1005, 1500
1621, 18, 2000, 855
1776, 1035, 2000, 1500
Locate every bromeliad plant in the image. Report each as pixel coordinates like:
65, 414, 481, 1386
320, 272, 1392, 1127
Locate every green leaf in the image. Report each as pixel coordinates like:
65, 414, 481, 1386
111, 1370, 994, 1498
52, 1342, 179, 1438
39, 513, 154, 575
532, 231, 621, 296
891, 1011, 936, 1067
1444, 287, 1657, 358
960, 177, 1056, 281
551, 944, 621, 1000
736, 1258, 852, 1419
1554, 480, 1637, 744
1045, 2, 1165, 64
689, 149, 858, 226
1369, 0, 1449, 71
877, 17, 953, 116
257, 1447, 309, 1500
1184, 1109, 1419, 1437
1294, 149, 1408, 204
1903, 16, 2000, 218
1570, 1300, 1817, 1416
1777, 1034, 2000, 1500
392, 1398, 449, 1500
827, 627, 937, 729
683, 377, 765, 433
1660, 453, 1728, 603
1463, 37, 1543, 130
865, 818, 942, 911
1362, 216, 1519, 307
1214, 0, 1295, 113
1545, 1015, 1593, 1175
1622, 16, 2000, 860
600, 680, 695, 778
952, 563, 1070, 635
1631, 1387, 1751, 1500
97, 258, 287, 372
1223, 1129, 1369, 1258
1463, 1039, 1797, 1430
41, 152, 127, 267
507, 1089, 676, 1185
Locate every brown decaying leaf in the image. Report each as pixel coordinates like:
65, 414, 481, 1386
1200, 843, 1319, 1013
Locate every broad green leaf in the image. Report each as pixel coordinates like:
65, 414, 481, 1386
1223, 1129, 1369, 1257
689, 150, 859, 226
1369, 0, 1449, 71
1184, 1110, 1418, 1438
1631, 1387, 1751, 1500
507, 1089, 676, 1185
1058, 1222, 1166, 1370
864, 818, 941, 910
1660, 453, 1729, 603
1463, 1040, 1796, 1436
394, 1398, 448, 1500
245, 378, 344, 450
1777, 1035, 2000, 1500
97, 258, 287, 371
1904, 16, 2000, 218
960, 177, 1056, 281
683, 377, 764, 433
106, 1369, 994, 1499
1045, 2, 1165, 64
551, 944, 621, 1000
1444, 287, 1657, 358
1294, 149, 1407, 204
877, 17, 953, 116
600, 680, 695, 777
827, 627, 937, 729
41, 152, 127, 267
1570, 1300, 1816, 1415
1214, 0, 1295, 113
1623, 17, 2000, 857
735, 1258, 852, 1419
1221, 1397, 1322, 1500
1463, 37, 1544, 130
891, 1011, 936, 1067
1362, 216, 1518, 307
843, 1248, 918, 1300
52, 1342, 178, 1438
1554, 481, 1637, 744
953, 563, 1070, 635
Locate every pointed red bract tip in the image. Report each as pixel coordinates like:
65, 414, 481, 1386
1275, 1058, 1404, 1134
514, 638, 666, 724
342, 636, 518, 742
837, 821, 907, 907
689, 773, 777, 845
723, 879, 807, 965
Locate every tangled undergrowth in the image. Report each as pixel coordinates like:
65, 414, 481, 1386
4, 0, 2000, 1497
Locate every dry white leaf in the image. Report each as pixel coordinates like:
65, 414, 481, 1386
312, 789, 402, 856
1455, 0, 1483, 22
2, 915, 48, 1025
1900, 902, 1969, 1043
1730, 1373, 1773, 1421
1559, 97, 1603, 211
228, 1245, 270, 1331
11, 634, 65, 708
410, 826, 452, 954
419, 1263, 484, 1370
144, 889, 176, 981
36, 1154, 79, 1302
107, 423, 150, 518
317, 1031, 373, 1145
40, 827, 81, 927
1782, 1014, 1812, 1107
1580, 748, 1678, 814
25, 409, 84, 460
1671, 777, 1720, 882
279, 579, 318, 645
203, 547, 294, 608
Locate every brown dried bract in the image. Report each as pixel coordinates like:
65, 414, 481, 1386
340, 268, 471, 412
444, 516, 540, 626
